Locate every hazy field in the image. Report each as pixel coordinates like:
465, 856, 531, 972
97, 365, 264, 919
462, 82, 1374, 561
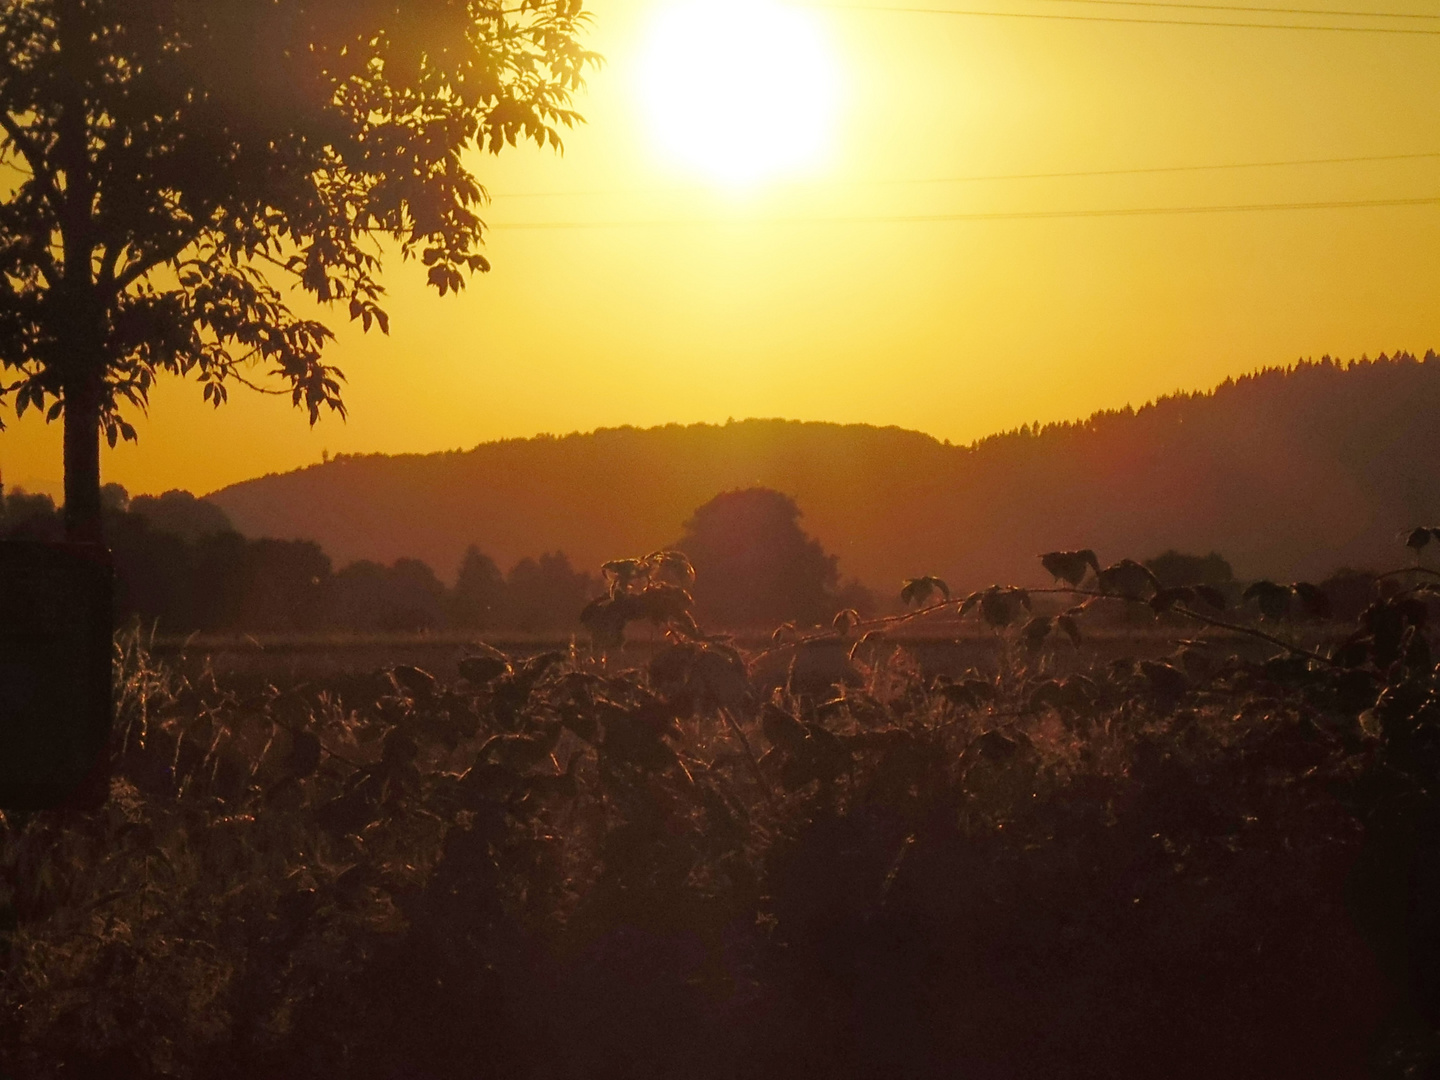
149, 615, 1331, 684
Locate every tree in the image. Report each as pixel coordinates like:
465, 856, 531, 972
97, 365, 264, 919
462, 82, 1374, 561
503, 550, 595, 633
0, 482, 60, 539
329, 556, 445, 632
450, 543, 506, 629
1143, 550, 1234, 588
675, 487, 843, 629
129, 489, 232, 542
0, 0, 596, 541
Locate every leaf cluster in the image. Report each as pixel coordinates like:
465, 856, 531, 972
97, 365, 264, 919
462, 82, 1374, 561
580, 550, 698, 649
0, 0, 598, 437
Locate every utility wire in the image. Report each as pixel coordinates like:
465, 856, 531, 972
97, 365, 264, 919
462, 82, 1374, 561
488, 194, 1440, 229
492, 150, 1440, 199
882, 149, 1440, 185
1025, 0, 1440, 19
799, 2, 1440, 33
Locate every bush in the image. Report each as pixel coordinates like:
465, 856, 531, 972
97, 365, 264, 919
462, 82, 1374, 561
5, 546, 1434, 1079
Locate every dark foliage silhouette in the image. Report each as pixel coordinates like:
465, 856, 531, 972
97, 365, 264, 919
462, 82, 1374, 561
449, 545, 508, 630
503, 552, 599, 634
0, 486, 61, 540
580, 550, 700, 650
0, 486, 602, 634
676, 487, 866, 628
1144, 549, 1235, 587
128, 490, 234, 543
0, 0, 595, 539
12, 526, 1440, 1078
329, 558, 447, 634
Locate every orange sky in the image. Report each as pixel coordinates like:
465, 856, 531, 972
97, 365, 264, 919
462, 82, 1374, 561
4, 0, 1440, 498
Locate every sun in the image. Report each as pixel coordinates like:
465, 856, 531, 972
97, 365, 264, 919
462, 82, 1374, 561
636, 0, 843, 190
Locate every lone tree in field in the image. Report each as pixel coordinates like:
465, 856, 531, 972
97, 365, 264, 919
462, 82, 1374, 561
0, 0, 595, 541
676, 487, 843, 629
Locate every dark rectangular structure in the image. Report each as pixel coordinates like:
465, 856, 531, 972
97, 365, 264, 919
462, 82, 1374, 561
0, 542, 113, 809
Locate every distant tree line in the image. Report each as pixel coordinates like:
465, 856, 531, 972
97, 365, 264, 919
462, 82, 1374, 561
0, 483, 876, 635
204, 351, 1440, 590
0, 485, 602, 635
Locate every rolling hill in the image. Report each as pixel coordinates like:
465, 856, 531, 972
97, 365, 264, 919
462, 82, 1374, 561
208, 352, 1440, 591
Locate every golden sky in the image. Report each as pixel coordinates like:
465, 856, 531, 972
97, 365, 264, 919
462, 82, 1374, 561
4, 0, 1440, 498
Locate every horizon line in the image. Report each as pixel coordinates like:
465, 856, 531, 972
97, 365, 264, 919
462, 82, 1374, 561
192, 350, 1434, 498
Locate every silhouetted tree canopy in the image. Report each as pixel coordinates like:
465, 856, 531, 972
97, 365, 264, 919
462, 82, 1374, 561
0, 484, 61, 539
450, 544, 506, 629
676, 487, 843, 628
332, 557, 447, 633
129, 490, 233, 543
0, 485, 600, 634
1144, 550, 1235, 588
0, 0, 596, 539
504, 551, 595, 633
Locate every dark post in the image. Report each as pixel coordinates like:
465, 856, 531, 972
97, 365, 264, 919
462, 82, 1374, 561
0, 542, 113, 809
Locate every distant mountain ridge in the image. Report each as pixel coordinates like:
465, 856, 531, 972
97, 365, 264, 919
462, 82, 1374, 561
208, 353, 1440, 590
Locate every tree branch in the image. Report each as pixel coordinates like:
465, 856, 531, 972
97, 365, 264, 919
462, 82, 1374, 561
1376, 566, 1440, 582
112, 222, 210, 294
96, 240, 122, 290
753, 584, 1338, 669
0, 110, 60, 206
1167, 603, 1332, 667
226, 368, 290, 397
0, 234, 60, 286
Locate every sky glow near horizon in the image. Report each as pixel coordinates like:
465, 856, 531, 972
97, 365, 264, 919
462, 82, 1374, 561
3, 0, 1440, 501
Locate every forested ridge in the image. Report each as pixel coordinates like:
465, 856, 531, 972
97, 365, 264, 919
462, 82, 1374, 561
209, 353, 1440, 590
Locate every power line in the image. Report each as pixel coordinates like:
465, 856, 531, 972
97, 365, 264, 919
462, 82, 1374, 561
799, 2, 1440, 33
810, 0, 1440, 19
488, 194, 1440, 229
491, 150, 1440, 199
887, 150, 1440, 184
1052, 0, 1439, 17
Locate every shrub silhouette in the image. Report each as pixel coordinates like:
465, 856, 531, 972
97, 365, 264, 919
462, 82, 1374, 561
1144, 549, 1235, 587
676, 488, 846, 629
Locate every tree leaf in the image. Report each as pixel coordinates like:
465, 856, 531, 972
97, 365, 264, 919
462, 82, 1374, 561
1056, 614, 1083, 646
1192, 585, 1227, 612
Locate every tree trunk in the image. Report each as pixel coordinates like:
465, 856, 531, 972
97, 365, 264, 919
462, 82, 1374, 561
63, 367, 103, 545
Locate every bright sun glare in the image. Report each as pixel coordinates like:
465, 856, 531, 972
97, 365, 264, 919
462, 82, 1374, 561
637, 0, 842, 189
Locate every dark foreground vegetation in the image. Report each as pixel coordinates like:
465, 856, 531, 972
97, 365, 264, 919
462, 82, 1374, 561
4, 541, 1440, 1079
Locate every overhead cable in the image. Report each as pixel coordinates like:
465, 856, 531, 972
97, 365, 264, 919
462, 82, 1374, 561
800, 2, 1440, 34
489, 193, 1440, 229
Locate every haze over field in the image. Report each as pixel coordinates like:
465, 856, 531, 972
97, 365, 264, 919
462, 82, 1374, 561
4, 0, 1440, 497
210, 354, 1440, 592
